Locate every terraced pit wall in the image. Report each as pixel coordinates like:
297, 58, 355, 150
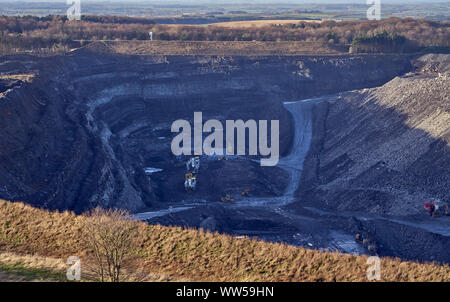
0, 51, 411, 212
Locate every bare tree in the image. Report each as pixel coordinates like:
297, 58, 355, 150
82, 207, 139, 282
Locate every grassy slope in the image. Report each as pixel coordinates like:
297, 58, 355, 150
0, 200, 449, 282
0, 251, 68, 281
0, 262, 65, 281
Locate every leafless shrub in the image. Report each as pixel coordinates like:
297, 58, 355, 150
82, 207, 139, 282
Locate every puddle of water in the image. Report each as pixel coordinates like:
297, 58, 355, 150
144, 167, 163, 174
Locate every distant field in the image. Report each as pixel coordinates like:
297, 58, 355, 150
0, 2, 447, 21
209, 19, 324, 28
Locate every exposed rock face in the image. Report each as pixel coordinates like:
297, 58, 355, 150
0, 51, 411, 213
298, 54, 450, 216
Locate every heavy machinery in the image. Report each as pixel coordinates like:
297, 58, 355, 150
241, 189, 250, 197
221, 194, 235, 203
186, 156, 200, 173
184, 173, 197, 191
355, 230, 378, 254
424, 201, 436, 216
367, 244, 377, 253
185, 157, 200, 191
424, 200, 449, 217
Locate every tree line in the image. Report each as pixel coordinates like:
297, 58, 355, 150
0, 15, 448, 54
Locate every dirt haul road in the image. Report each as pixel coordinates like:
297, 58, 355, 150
133, 97, 322, 217
133, 96, 450, 262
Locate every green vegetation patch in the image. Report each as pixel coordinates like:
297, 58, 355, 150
0, 261, 66, 281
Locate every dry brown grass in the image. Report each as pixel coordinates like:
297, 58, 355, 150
106, 40, 348, 56
0, 251, 66, 272
0, 251, 69, 281
0, 200, 449, 282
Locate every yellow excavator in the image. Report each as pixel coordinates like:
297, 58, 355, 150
241, 189, 250, 197
221, 194, 235, 203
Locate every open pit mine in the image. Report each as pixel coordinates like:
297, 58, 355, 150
0, 44, 449, 263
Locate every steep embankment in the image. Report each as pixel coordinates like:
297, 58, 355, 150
0, 50, 411, 213
298, 54, 450, 216
0, 200, 449, 282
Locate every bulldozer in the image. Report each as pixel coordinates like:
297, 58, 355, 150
221, 194, 235, 203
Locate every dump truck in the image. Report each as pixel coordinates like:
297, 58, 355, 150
186, 156, 200, 173
184, 173, 197, 191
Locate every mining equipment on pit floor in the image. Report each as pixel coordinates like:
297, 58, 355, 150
355, 230, 378, 254
221, 194, 235, 203
424, 200, 450, 218
185, 157, 200, 191
241, 189, 250, 197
